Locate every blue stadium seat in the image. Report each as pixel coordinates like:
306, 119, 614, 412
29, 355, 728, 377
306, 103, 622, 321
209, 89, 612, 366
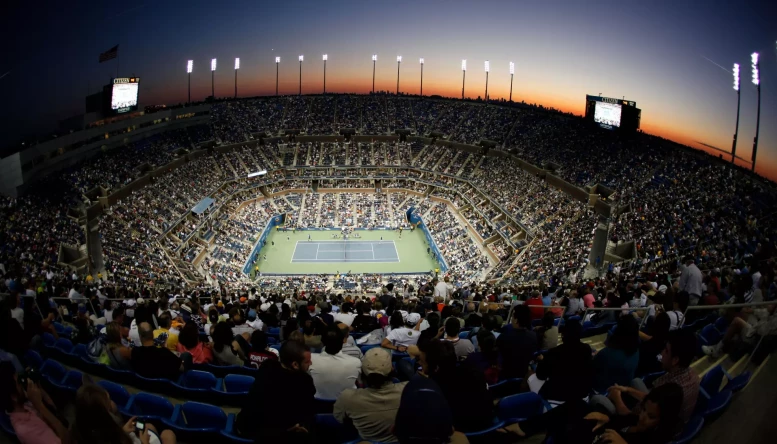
488, 378, 523, 400
314, 397, 337, 414
125, 393, 176, 423
713, 317, 728, 333
458, 331, 470, 339
39, 360, 66, 386
134, 374, 174, 393
103, 366, 137, 386
463, 417, 506, 439
696, 389, 732, 420
53, 322, 66, 335
50, 370, 83, 399
178, 370, 221, 390
219, 413, 253, 443
161, 401, 229, 442
223, 374, 254, 393
641, 371, 666, 387
98, 380, 132, 416
700, 366, 725, 397
669, 416, 704, 444
22, 350, 43, 370
70, 343, 90, 360
314, 413, 360, 443
359, 344, 381, 355
267, 327, 281, 338
496, 392, 546, 424
699, 325, 721, 346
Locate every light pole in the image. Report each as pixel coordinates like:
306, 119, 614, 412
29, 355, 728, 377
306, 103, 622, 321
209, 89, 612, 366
731, 63, 741, 163
751, 52, 761, 172
275, 57, 280, 96
186, 60, 193, 104
298, 55, 304, 95
396, 56, 402, 94
234, 57, 240, 98
484, 60, 490, 101
322, 54, 327, 94
419, 58, 424, 96
509, 62, 514, 102
461, 59, 466, 99
210, 58, 217, 98
372, 54, 377, 93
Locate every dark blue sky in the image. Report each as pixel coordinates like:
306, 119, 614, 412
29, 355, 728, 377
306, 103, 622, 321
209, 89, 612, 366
2, 0, 775, 176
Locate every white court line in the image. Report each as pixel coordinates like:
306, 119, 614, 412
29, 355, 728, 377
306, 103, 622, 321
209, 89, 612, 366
290, 241, 300, 263
370, 242, 375, 260
315, 242, 320, 260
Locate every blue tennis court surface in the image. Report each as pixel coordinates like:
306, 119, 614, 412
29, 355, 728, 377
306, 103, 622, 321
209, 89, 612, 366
292, 240, 400, 263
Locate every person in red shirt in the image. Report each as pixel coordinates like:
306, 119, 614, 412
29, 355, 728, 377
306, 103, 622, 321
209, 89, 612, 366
526, 291, 545, 321
248, 330, 278, 369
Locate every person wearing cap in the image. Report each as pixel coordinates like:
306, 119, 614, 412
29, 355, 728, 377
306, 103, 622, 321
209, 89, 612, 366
333, 348, 407, 442
309, 325, 362, 399
381, 312, 421, 353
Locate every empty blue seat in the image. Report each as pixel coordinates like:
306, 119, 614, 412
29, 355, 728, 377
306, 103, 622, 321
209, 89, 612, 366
134, 374, 174, 393
41, 332, 56, 347
178, 370, 221, 390
23, 350, 43, 370
700, 366, 724, 397
70, 344, 90, 360
699, 325, 721, 346
488, 378, 523, 400
50, 370, 84, 398
713, 317, 728, 333
669, 416, 704, 444
103, 366, 136, 386
314, 413, 359, 443
162, 402, 229, 442
696, 389, 732, 420
359, 344, 381, 355
497, 392, 545, 423
223, 374, 254, 393
53, 338, 73, 354
125, 393, 176, 422
39, 360, 66, 386
220, 413, 253, 443
98, 380, 132, 415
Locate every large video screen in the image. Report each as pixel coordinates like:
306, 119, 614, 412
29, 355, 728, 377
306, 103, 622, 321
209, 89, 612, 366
593, 101, 622, 129
111, 78, 139, 113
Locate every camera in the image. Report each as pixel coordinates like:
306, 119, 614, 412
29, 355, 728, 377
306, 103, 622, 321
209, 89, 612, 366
17, 368, 40, 389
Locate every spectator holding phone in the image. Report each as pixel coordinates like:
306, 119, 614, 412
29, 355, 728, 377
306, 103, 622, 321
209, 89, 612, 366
68, 383, 177, 444
0, 361, 67, 444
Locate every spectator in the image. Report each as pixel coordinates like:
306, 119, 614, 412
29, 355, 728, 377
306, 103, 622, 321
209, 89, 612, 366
563, 290, 585, 318
465, 329, 500, 384
534, 311, 559, 350
416, 312, 443, 346
0, 362, 67, 444
598, 330, 700, 424
130, 322, 183, 380
679, 256, 703, 305
526, 290, 545, 321
302, 323, 323, 350
667, 291, 689, 331
103, 322, 133, 370
392, 376, 468, 444
212, 322, 246, 366
68, 383, 177, 444
350, 304, 378, 333
703, 301, 777, 358
418, 339, 494, 433
337, 322, 363, 360
229, 308, 255, 337
637, 312, 671, 376
333, 302, 357, 326
592, 315, 640, 393
309, 325, 362, 399
153, 312, 179, 352
236, 341, 315, 442
530, 319, 593, 402
334, 348, 407, 442
442, 317, 474, 360
176, 322, 214, 365
496, 304, 538, 380
247, 330, 278, 369
381, 312, 421, 352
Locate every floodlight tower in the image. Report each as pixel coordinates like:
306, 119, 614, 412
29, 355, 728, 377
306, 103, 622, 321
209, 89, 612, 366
210, 58, 217, 98
484, 60, 490, 101
509, 62, 515, 102
751, 52, 761, 172
372, 54, 377, 93
731, 63, 741, 163
461, 59, 467, 99
186, 60, 193, 104
234, 58, 240, 98
323, 54, 328, 94
299, 55, 304, 95
396, 56, 402, 94
420, 58, 424, 96
275, 57, 280, 96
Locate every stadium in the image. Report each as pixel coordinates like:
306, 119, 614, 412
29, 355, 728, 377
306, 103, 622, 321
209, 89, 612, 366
1, 3, 776, 443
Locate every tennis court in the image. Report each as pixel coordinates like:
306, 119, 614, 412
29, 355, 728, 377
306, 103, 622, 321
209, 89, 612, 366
291, 240, 400, 263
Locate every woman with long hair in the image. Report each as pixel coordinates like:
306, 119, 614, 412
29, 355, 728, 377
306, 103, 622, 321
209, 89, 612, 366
175, 322, 214, 364
68, 383, 177, 444
211, 322, 244, 366
592, 315, 640, 393
103, 322, 132, 370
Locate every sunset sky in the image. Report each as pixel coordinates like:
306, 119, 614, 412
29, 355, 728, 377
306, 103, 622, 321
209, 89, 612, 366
1, 0, 775, 178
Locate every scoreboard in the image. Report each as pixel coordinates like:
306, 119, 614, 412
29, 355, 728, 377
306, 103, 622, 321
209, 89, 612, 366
109, 77, 140, 114
584, 95, 641, 133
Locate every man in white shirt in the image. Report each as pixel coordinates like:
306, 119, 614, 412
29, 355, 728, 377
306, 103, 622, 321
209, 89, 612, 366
333, 302, 357, 327
678, 257, 703, 305
381, 313, 421, 352
434, 277, 452, 301
68, 285, 86, 303
309, 326, 362, 399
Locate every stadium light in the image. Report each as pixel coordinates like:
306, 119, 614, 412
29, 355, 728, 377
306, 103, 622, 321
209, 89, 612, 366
731, 63, 741, 164
323, 54, 328, 94
461, 59, 467, 99
484, 60, 490, 101
210, 58, 216, 98
751, 52, 761, 172
420, 58, 424, 97
299, 55, 304, 95
396, 56, 402, 94
275, 57, 280, 96
234, 58, 240, 99
372, 54, 377, 92
509, 61, 515, 102
186, 60, 193, 105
